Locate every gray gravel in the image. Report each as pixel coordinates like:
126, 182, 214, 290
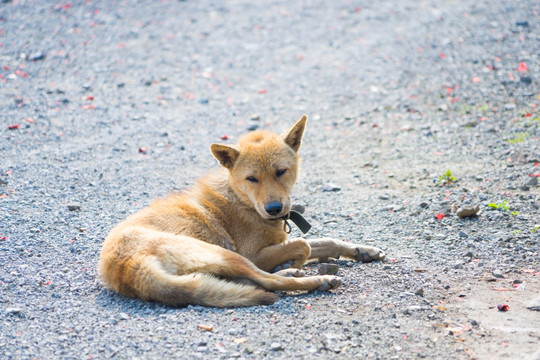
1, 0, 539, 359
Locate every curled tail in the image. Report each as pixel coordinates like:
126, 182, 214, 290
100, 255, 278, 307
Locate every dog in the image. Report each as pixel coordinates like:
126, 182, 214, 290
98, 115, 385, 307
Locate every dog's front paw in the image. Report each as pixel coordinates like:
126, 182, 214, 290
315, 276, 342, 291
354, 245, 385, 263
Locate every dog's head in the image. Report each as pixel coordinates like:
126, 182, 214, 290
211, 115, 307, 220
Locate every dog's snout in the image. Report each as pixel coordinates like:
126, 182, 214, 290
265, 201, 283, 216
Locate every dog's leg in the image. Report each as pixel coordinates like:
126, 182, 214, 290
307, 238, 385, 263
215, 247, 340, 292
249, 238, 311, 273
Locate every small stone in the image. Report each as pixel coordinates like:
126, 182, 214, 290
247, 123, 259, 131
250, 114, 260, 120
503, 103, 516, 111
198, 98, 209, 104
456, 204, 480, 218
270, 342, 283, 351
28, 51, 46, 61
318, 263, 339, 275
470, 319, 479, 326
6, 307, 23, 315
419, 202, 429, 209
68, 204, 81, 211
526, 296, 540, 312
492, 270, 504, 279
516, 21, 529, 27
379, 194, 390, 200
415, 288, 424, 297
291, 204, 305, 214
29, 228, 40, 233
520, 76, 532, 85
458, 231, 469, 238
322, 183, 341, 192
527, 177, 538, 186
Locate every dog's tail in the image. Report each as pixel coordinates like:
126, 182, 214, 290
102, 255, 278, 307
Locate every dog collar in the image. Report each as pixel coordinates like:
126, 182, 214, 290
281, 210, 312, 234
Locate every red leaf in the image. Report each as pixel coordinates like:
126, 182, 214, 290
257, 89, 267, 94
8, 124, 20, 130
517, 62, 528, 72
220, 134, 229, 140
435, 214, 445, 220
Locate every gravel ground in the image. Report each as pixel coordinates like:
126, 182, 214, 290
1, 0, 539, 359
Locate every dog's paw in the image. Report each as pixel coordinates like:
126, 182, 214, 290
274, 268, 305, 277
315, 276, 341, 291
354, 245, 386, 263
271, 260, 295, 273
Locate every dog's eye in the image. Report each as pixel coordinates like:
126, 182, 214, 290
276, 169, 287, 177
246, 176, 259, 183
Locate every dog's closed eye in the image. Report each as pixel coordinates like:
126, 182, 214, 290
276, 169, 287, 177
246, 176, 259, 183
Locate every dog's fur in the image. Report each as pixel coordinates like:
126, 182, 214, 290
98, 115, 385, 307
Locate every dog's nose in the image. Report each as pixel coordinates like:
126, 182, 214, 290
265, 201, 283, 216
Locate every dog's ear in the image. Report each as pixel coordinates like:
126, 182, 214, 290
282, 114, 307, 152
210, 143, 240, 169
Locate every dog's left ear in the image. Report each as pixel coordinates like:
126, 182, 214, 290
210, 143, 240, 169
282, 114, 307, 152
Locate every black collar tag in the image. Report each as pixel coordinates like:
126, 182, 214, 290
282, 210, 312, 234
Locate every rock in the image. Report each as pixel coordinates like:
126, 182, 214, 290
247, 123, 259, 131
5, 307, 23, 315
415, 288, 424, 297
291, 204, 305, 214
403, 306, 429, 314
527, 177, 538, 186
322, 183, 341, 192
198, 98, 209, 104
250, 114, 260, 120
503, 103, 516, 111
516, 21, 529, 27
456, 204, 480, 218
379, 194, 390, 200
471, 319, 479, 326
492, 270, 504, 279
526, 296, 540, 312
270, 342, 284, 351
68, 204, 81, 211
318, 263, 339, 275
520, 76, 532, 85
29, 51, 46, 61
419, 202, 429, 209
458, 231, 468, 238
29, 228, 40, 233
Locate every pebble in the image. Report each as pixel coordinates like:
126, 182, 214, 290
458, 231, 468, 238
527, 177, 538, 186
456, 204, 480, 218
492, 270, 504, 279
29, 51, 46, 61
415, 288, 424, 297
6, 307, 23, 315
322, 183, 341, 192
198, 98, 209, 104
247, 124, 259, 131
526, 296, 540, 312
503, 103, 516, 111
318, 263, 339, 275
419, 202, 429, 208
270, 342, 284, 351
68, 204, 81, 211
250, 114, 260, 120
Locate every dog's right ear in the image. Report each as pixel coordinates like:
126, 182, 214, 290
210, 143, 240, 169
